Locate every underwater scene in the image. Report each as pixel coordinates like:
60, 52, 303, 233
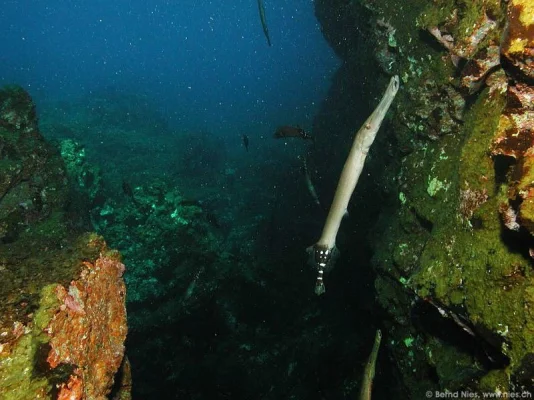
1, 0, 534, 399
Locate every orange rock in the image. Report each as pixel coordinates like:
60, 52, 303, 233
490, 0, 534, 236
57, 374, 83, 400
501, 0, 534, 80
46, 255, 127, 399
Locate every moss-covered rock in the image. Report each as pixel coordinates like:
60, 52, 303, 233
0, 87, 129, 399
315, 0, 534, 396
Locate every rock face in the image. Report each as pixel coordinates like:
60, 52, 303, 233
315, 0, 534, 396
46, 249, 127, 400
0, 87, 68, 244
0, 87, 129, 399
501, 0, 534, 82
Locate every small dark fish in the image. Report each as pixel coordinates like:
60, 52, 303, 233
303, 158, 321, 207
122, 180, 133, 198
242, 134, 249, 152
274, 125, 314, 141
122, 180, 138, 206
179, 199, 203, 207
257, 0, 272, 47
206, 211, 221, 229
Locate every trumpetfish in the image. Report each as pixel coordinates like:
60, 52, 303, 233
360, 330, 382, 400
257, 0, 271, 46
307, 76, 399, 295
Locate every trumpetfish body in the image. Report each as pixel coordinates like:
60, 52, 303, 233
308, 76, 399, 295
257, 0, 271, 46
360, 330, 382, 400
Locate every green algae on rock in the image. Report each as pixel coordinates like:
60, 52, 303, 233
315, 0, 534, 396
0, 87, 129, 400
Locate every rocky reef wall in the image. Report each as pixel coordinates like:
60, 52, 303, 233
0, 87, 130, 399
315, 0, 534, 396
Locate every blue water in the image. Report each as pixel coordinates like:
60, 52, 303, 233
0, 0, 339, 136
